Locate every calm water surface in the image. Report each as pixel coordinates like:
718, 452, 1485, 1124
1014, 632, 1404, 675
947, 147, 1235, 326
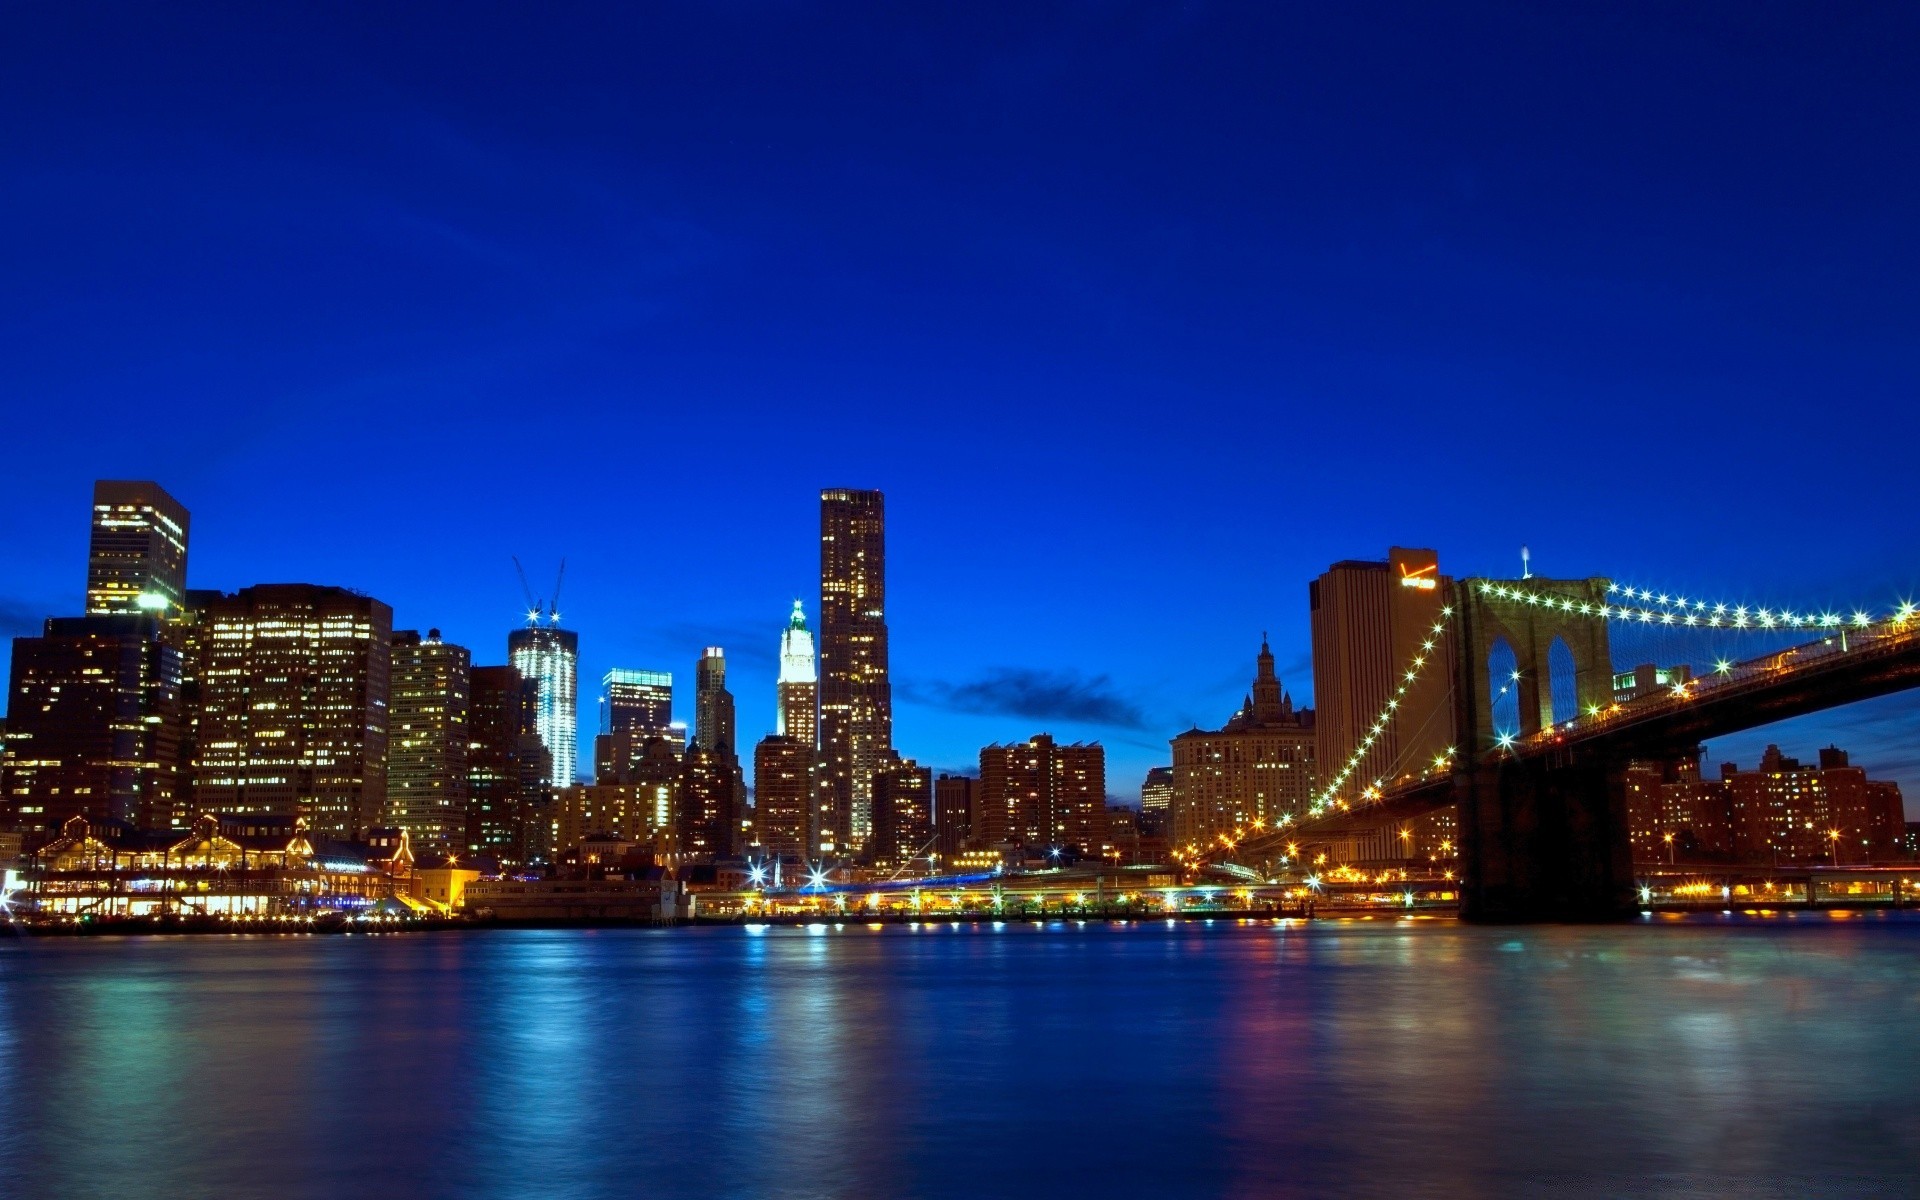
2, 915, 1917, 1199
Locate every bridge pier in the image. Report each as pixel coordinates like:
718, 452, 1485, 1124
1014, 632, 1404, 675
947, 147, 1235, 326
1455, 757, 1637, 921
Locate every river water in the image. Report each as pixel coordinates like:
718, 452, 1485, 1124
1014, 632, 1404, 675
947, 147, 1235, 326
2, 914, 1917, 1199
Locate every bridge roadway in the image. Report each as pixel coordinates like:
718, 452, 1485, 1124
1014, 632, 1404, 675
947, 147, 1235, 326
1217, 610, 1920, 918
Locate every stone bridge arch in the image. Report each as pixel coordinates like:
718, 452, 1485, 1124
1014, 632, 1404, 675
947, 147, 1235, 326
1455, 577, 1613, 747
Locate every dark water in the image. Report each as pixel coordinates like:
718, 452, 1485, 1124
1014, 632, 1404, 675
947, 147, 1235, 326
3, 915, 1918, 1199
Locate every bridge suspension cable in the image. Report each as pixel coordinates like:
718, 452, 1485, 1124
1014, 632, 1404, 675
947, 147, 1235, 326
1304, 604, 1457, 818
1480, 581, 1914, 632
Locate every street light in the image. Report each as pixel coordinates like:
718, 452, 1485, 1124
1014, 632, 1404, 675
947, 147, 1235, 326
1827, 829, 1842, 867
1663, 831, 1675, 866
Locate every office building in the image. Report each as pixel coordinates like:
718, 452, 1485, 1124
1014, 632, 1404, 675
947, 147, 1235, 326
508, 623, 579, 786
819, 487, 892, 853
4, 615, 183, 828
871, 756, 934, 870
601, 668, 672, 736
193, 585, 392, 838
1169, 637, 1317, 852
693, 647, 736, 756
934, 773, 978, 860
386, 629, 470, 850
976, 735, 1105, 853
777, 600, 817, 745
467, 665, 548, 861
1311, 548, 1454, 858
752, 735, 812, 859
85, 480, 190, 616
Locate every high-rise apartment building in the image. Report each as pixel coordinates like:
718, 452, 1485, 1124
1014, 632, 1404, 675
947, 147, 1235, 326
1311, 548, 1455, 858
819, 488, 892, 853
777, 600, 817, 746
85, 480, 190, 616
193, 585, 392, 837
4, 615, 183, 828
871, 756, 934, 869
934, 774, 978, 860
386, 629, 470, 850
693, 647, 736, 757
508, 624, 579, 786
1625, 745, 1908, 864
678, 745, 744, 860
1139, 766, 1173, 836
752, 734, 812, 860
1169, 638, 1317, 852
976, 735, 1105, 853
467, 664, 548, 861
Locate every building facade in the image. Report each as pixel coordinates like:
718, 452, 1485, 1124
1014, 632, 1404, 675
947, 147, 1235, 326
193, 585, 392, 838
976, 735, 1105, 854
1169, 638, 1316, 853
1310, 548, 1455, 859
752, 734, 812, 860
870, 756, 933, 870
678, 745, 745, 861
1139, 766, 1173, 836
4, 615, 183, 829
934, 773, 977, 860
386, 629, 470, 850
1625, 744, 1908, 864
508, 623, 579, 786
693, 646, 736, 757
85, 480, 190, 616
818, 488, 892, 854
466, 664, 548, 862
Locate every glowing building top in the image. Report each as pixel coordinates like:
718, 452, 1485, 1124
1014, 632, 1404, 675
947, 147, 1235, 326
779, 600, 817, 685
777, 599, 818, 744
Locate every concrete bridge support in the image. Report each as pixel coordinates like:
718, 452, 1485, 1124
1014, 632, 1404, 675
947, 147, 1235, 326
1454, 757, 1637, 921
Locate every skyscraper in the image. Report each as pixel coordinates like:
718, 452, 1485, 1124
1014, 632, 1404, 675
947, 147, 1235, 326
976, 735, 1105, 853
934, 774, 978, 859
871, 755, 934, 869
509, 623, 579, 786
386, 629, 471, 850
601, 668, 673, 736
85, 480, 190, 615
193, 584, 392, 837
1310, 548, 1454, 860
776, 600, 817, 745
467, 664, 548, 861
819, 487, 892, 853
693, 646, 736, 756
678, 745, 744, 860
4, 614, 183, 828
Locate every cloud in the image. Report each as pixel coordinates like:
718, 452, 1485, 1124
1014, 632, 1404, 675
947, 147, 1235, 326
901, 668, 1151, 732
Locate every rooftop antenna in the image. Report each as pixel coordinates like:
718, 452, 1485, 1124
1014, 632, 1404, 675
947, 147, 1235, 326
1520, 545, 1533, 580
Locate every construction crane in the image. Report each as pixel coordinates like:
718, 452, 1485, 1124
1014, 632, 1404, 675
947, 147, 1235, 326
511, 556, 568, 626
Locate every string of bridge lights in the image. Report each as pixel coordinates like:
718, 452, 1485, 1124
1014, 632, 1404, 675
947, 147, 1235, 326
1301, 605, 1458, 819
1478, 580, 1915, 631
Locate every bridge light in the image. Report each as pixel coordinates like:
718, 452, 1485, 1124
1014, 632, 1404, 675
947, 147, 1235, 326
1496, 733, 1516, 749
1852, 611, 1871, 627
1897, 602, 1917, 622
1715, 659, 1732, 675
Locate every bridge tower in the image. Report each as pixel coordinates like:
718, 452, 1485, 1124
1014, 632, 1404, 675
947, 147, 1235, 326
1451, 576, 1635, 921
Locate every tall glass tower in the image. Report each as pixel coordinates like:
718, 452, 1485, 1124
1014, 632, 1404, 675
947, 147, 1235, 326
509, 623, 579, 786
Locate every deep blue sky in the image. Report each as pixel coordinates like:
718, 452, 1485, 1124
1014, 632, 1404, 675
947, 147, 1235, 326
4, 3, 1919, 810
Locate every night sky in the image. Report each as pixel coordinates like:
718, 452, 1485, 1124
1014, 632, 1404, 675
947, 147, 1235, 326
4, 4, 1919, 810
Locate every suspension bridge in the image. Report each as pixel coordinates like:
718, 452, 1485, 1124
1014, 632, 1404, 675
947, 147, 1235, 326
1202, 573, 1920, 921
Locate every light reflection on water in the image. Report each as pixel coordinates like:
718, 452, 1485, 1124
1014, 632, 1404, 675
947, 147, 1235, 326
2, 916, 1918, 1199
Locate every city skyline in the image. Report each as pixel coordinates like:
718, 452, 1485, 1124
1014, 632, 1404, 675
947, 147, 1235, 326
4, 7, 1919, 810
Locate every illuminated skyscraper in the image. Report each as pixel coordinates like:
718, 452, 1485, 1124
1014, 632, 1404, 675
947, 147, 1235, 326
1168, 638, 1316, 852
595, 668, 675, 784
976, 735, 1105, 853
86, 480, 190, 615
871, 755, 933, 869
386, 629, 470, 850
193, 584, 392, 837
509, 623, 579, 786
819, 487, 892, 853
4, 614, 183, 828
776, 600, 817, 746
693, 647, 736, 756
752, 734, 811, 859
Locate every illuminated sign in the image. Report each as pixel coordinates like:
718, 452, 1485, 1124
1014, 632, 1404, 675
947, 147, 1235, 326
1398, 562, 1438, 591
